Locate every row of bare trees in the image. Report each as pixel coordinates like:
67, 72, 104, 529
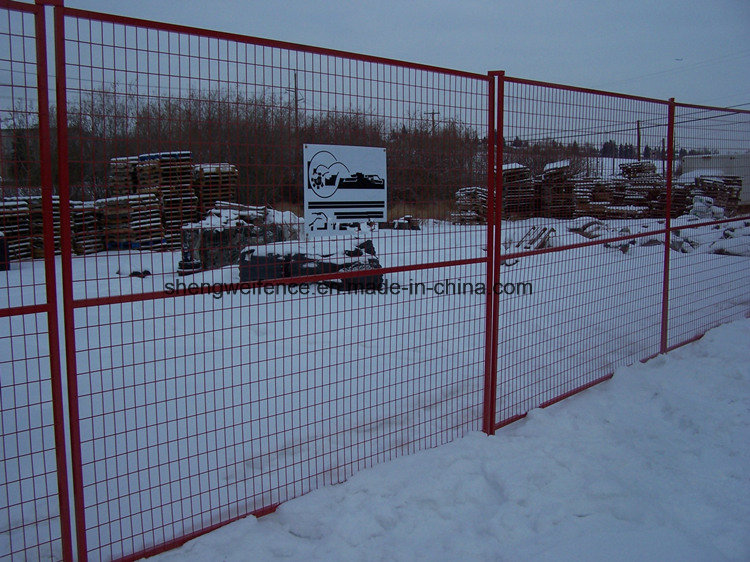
2, 88, 485, 205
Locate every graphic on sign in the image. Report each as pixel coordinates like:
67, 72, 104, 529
303, 144, 387, 235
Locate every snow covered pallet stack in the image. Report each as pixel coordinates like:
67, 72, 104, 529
27, 195, 61, 257
451, 186, 487, 224
179, 202, 298, 275
538, 160, 576, 218
502, 164, 534, 217
194, 163, 239, 215
96, 193, 164, 249
0, 199, 31, 260
135, 152, 198, 248
71, 202, 103, 255
107, 156, 138, 196
691, 176, 742, 216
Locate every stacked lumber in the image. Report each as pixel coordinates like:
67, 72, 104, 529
502, 164, 534, 217
0, 199, 31, 259
107, 156, 138, 196
71, 201, 103, 255
133, 152, 197, 248
570, 178, 595, 218
451, 186, 487, 224
618, 161, 657, 179
159, 189, 199, 247
27, 195, 61, 257
135, 151, 194, 188
95, 196, 133, 249
96, 193, 164, 249
538, 160, 575, 218
194, 163, 239, 215
690, 175, 742, 215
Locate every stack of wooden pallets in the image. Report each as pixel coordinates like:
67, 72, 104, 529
135, 151, 197, 248
451, 186, 487, 224
501, 164, 534, 217
691, 175, 742, 215
0, 199, 32, 260
194, 163, 239, 215
27, 195, 61, 257
107, 156, 138, 196
538, 160, 576, 218
71, 201, 103, 255
96, 193, 164, 249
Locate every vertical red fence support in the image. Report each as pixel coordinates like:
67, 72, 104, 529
482, 71, 505, 436
34, 2, 74, 560
52, 1, 89, 559
482, 73, 497, 435
1, 3, 745, 559
0, 1, 73, 559
660, 99, 676, 354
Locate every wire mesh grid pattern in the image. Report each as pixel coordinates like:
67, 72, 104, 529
0, 2, 747, 561
0, 2, 71, 560
56, 7, 489, 560
490, 78, 672, 427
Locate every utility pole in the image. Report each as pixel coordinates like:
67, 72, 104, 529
294, 72, 299, 135
424, 111, 439, 135
637, 120, 642, 161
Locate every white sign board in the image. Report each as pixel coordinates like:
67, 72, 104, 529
303, 144, 387, 236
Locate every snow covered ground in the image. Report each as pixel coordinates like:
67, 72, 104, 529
153, 318, 750, 562
1, 217, 748, 559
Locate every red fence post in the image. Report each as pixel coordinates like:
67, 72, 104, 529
52, 1, 89, 559
660, 98, 676, 354
33, 2, 74, 559
482, 73, 496, 435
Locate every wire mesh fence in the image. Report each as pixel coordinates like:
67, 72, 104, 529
0, 2, 747, 561
0, 1, 72, 560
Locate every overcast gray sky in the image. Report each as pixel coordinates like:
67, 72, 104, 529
62, 0, 750, 108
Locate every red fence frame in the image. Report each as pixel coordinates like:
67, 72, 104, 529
0, 1, 73, 560
0, 1, 747, 560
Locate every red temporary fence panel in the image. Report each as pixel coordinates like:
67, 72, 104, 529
666, 103, 750, 350
0, 1, 73, 560
52, 4, 490, 560
0, 2, 747, 561
487, 75, 674, 429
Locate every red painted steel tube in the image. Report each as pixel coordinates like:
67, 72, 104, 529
0, 0, 37, 12
71, 257, 489, 308
34, 3, 74, 560
504, 75, 671, 106
481, 74, 496, 435
115, 504, 279, 562
488, 71, 506, 434
494, 373, 615, 432
0, 303, 50, 318
660, 99, 676, 354
538, 373, 614, 409
57, 5, 485, 81
53, 2, 89, 559
673, 101, 750, 115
